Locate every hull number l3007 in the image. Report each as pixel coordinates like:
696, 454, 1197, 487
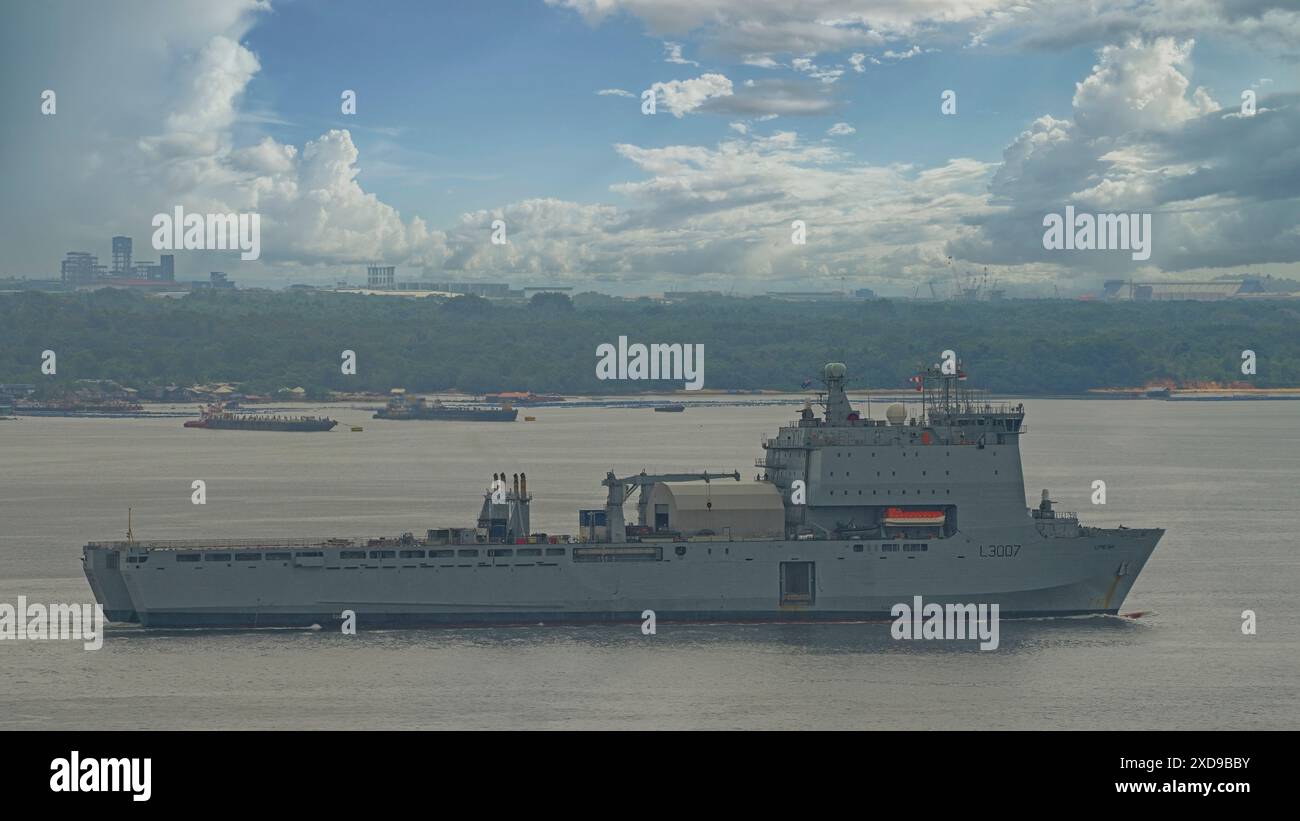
979, 544, 1021, 558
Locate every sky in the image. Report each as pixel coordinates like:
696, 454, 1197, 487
2, 0, 1298, 295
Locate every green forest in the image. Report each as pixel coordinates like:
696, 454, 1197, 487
2, 288, 1297, 396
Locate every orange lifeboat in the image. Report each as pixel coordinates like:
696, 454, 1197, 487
883, 507, 946, 526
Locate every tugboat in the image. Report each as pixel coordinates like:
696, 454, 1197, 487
653, 403, 686, 412
183, 403, 337, 432
374, 395, 517, 422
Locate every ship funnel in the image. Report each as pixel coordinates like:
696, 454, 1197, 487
520, 472, 527, 497
513, 473, 520, 497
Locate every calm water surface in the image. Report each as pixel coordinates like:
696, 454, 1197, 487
1, 399, 1297, 729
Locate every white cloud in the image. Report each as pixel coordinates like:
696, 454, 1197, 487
791, 55, 845, 84
827, 122, 856, 135
953, 37, 1300, 277
881, 45, 923, 60
651, 73, 734, 117
699, 78, 841, 116
597, 88, 635, 97
663, 41, 699, 65
549, 1, 1300, 64
430, 130, 998, 287
1072, 38, 1216, 137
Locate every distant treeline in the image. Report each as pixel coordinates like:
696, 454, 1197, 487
2, 289, 1298, 396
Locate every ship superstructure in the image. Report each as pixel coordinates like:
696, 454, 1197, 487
84, 361, 1163, 628
374, 395, 517, 422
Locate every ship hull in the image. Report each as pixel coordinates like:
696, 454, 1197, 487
374, 409, 517, 422
92, 524, 1161, 629
185, 420, 337, 431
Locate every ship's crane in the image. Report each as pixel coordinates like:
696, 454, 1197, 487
602, 470, 740, 542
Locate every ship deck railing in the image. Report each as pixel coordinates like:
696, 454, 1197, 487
87, 537, 368, 551
1032, 511, 1079, 521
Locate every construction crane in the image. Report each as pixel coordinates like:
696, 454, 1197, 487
602, 470, 740, 542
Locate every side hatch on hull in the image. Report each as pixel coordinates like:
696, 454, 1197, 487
780, 561, 815, 606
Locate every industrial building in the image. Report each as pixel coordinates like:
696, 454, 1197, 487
367, 264, 396, 289
111, 236, 132, 276
1102, 278, 1265, 301
59, 237, 175, 285
60, 252, 104, 284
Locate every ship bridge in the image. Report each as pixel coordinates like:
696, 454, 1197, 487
757, 361, 1031, 541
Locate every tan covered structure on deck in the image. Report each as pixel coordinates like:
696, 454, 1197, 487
645, 481, 784, 538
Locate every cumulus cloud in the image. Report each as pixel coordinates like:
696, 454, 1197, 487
137, 34, 444, 268
433, 130, 997, 288
10, 0, 1298, 292
1072, 38, 1216, 136
951, 37, 1300, 278
549, 0, 1300, 65
651, 73, 734, 117
2, 0, 458, 279
544, 0, 973, 57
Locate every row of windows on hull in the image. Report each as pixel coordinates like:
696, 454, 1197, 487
156, 547, 571, 564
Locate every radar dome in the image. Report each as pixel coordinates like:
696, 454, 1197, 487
886, 403, 907, 425
823, 362, 847, 379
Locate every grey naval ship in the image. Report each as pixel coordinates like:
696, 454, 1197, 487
83, 362, 1163, 628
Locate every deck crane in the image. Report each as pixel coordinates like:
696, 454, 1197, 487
602, 470, 740, 542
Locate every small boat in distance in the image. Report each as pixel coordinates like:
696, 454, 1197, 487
184, 403, 337, 432
484, 391, 564, 405
654, 403, 686, 413
374, 395, 517, 422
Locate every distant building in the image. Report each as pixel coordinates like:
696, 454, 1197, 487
192, 271, 235, 290
1103, 279, 1264, 301
855, 288, 877, 299
427, 281, 511, 298
765, 291, 853, 302
60, 252, 101, 284
367, 265, 396, 289
0, 384, 37, 400
523, 286, 574, 296
111, 236, 132, 276
664, 291, 724, 301
130, 256, 175, 281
